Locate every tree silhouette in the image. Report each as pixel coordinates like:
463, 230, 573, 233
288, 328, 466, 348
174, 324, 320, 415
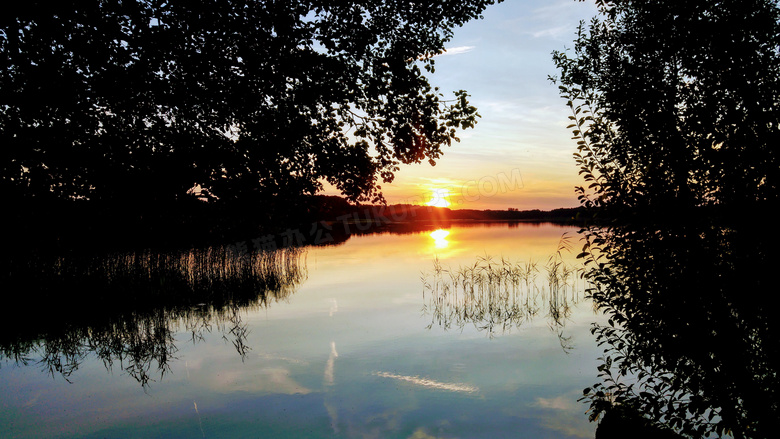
1, 1, 498, 208
554, 0, 780, 219
554, 1, 780, 437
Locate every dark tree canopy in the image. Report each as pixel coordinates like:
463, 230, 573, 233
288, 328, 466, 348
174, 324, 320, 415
1, 0, 497, 207
555, 0, 780, 217
554, 1, 780, 437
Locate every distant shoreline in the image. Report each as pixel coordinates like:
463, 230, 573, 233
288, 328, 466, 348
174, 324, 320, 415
7, 195, 586, 254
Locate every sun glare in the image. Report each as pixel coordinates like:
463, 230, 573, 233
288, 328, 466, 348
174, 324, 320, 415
429, 229, 450, 248
426, 188, 451, 208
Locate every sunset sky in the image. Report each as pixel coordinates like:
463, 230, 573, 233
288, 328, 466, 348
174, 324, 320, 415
334, 0, 599, 211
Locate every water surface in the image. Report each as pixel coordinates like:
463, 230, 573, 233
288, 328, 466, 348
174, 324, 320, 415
1, 222, 604, 438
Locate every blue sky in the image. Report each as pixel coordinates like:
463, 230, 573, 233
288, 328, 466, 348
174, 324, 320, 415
378, 0, 599, 210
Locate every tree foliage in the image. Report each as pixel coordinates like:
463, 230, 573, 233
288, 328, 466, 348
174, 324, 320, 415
1, 0, 495, 206
555, 0, 780, 217
553, 1, 780, 437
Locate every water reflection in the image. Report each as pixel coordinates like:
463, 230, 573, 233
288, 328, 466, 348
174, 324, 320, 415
1, 246, 307, 389
1, 222, 600, 438
324, 341, 338, 387
429, 228, 451, 248
1, 221, 566, 390
373, 371, 479, 393
580, 219, 780, 437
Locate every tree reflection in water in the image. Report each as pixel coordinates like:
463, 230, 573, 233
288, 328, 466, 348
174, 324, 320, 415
580, 219, 779, 438
421, 236, 587, 350
1, 246, 307, 389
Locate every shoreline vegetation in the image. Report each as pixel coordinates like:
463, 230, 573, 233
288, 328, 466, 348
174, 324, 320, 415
7, 195, 585, 254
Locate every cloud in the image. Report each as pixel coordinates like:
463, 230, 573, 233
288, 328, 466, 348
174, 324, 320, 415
437, 46, 475, 56
530, 25, 571, 40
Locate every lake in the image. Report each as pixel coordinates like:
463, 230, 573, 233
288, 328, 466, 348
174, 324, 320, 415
1, 221, 605, 438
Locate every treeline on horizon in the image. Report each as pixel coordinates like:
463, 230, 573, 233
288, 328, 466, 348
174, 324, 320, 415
311, 195, 584, 223
7, 194, 584, 254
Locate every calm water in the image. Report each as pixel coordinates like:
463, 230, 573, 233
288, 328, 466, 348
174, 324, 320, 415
1, 222, 605, 438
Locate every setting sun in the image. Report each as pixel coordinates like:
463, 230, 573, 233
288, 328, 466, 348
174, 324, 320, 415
426, 188, 451, 208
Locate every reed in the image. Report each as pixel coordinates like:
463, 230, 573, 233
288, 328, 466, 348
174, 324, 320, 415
1, 244, 308, 388
422, 246, 587, 345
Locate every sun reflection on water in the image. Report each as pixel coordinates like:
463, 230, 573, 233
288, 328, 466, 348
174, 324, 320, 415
429, 229, 450, 249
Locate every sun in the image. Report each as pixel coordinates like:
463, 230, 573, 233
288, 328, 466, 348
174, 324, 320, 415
426, 188, 451, 208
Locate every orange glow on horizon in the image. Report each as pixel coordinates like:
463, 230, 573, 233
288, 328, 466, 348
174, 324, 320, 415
319, 177, 580, 211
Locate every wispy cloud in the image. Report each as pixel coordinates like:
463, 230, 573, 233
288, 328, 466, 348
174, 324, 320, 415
530, 25, 571, 40
437, 45, 476, 56
413, 45, 475, 62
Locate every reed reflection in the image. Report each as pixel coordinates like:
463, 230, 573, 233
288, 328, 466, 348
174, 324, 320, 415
421, 237, 586, 349
0, 246, 307, 389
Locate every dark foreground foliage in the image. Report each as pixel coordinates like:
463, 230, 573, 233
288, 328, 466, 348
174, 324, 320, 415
1, 0, 498, 208
554, 1, 780, 437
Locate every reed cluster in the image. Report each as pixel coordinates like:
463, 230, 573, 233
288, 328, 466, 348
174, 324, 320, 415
56, 245, 308, 303
422, 252, 586, 342
2, 245, 308, 388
